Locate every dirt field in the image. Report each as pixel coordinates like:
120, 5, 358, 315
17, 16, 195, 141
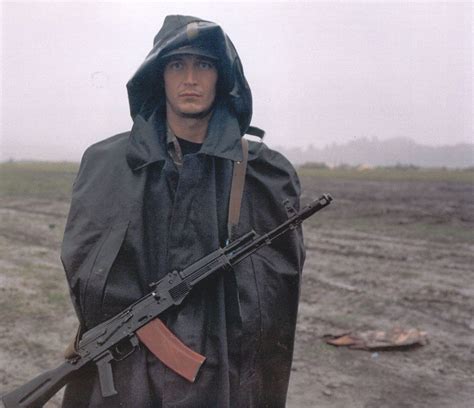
1, 163, 473, 407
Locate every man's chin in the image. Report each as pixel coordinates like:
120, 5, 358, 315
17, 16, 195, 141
178, 108, 213, 119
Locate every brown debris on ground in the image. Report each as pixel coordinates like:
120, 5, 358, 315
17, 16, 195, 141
323, 327, 428, 350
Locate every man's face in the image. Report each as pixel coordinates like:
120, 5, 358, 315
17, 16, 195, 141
163, 54, 218, 119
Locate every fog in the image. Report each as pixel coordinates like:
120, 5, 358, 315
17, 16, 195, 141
1, 1, 472, 161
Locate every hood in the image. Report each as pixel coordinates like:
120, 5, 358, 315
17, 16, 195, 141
126, 15, 253, 136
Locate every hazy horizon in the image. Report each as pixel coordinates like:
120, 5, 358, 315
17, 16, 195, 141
1, 1, 473, 161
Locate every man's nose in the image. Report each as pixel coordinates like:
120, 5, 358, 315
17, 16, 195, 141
183, 67, 198, 85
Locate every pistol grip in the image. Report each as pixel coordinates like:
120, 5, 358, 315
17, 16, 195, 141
95, 352, 117, 397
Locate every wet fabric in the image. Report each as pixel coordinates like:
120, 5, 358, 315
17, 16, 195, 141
61, 15, 305, 408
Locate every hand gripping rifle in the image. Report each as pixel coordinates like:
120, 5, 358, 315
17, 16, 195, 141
1, 194, 332, 408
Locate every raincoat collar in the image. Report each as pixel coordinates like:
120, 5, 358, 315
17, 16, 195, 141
199, 103, 243, 161
126, 112, 166, 170
126, 104, 243, 171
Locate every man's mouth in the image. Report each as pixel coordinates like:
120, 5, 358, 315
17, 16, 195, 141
179, 92, 201, 97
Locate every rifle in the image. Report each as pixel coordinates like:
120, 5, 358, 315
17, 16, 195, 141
1, 194, 332, 408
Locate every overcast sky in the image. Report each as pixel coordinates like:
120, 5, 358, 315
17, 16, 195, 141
1, 0, 472, 161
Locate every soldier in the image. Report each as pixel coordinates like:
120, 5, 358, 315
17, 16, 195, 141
62, 15, 305, 407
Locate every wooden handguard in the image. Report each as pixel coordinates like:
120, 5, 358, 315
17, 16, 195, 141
136, 318, 206, 382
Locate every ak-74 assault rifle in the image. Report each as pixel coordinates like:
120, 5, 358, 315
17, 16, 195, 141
1, 194, 332, 408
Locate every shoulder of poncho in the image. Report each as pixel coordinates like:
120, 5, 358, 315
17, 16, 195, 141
75, 131, 132, 189
83, 131, 131, 162
248, 140, 297, 173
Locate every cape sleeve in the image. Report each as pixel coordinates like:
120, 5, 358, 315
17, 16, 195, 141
245, 141, 305, 271
60, 145, 112, 327
234, 141, 306, 404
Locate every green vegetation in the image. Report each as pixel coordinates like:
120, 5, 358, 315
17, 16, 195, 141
314, 216, 474, 245
0, 161, 79, 200
46, 291, 69, 307
298, 164, 474, 183
2, 162, 472, 198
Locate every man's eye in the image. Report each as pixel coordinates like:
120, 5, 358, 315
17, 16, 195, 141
198, 61, 214, 70
168, 61, 183, 70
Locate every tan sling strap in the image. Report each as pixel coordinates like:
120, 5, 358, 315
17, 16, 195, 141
227, 137, 249, 241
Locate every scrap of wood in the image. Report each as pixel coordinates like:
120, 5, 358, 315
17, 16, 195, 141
323, 327, 428, 350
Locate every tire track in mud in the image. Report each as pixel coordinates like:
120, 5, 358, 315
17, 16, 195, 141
301, 225, 474, 334
0, 205, 67, 218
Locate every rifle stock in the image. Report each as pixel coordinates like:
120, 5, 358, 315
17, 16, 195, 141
1, 194, 332, 407
1, 360, 87, 408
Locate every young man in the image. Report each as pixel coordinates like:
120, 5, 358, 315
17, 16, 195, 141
62, 15, 305, 407
163, 53, 218, 140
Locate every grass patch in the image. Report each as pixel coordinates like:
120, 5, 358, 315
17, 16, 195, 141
297, 166, 474, 183
396, 222, 474, 243
0, 161, 79, 200
312, 216, 474, 244
47, 291, 69, 306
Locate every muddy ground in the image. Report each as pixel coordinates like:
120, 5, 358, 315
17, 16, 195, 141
1, 167, 473, 407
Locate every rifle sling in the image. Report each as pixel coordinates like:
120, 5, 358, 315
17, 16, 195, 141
227, 138, 249, 241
